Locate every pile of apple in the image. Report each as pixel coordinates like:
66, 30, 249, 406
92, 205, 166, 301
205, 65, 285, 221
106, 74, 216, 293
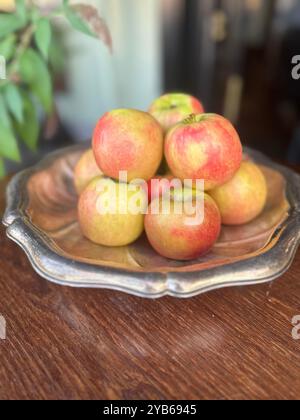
75, 93, 267, 261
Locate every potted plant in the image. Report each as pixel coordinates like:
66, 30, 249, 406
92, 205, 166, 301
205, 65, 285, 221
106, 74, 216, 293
0, 0, 111, 178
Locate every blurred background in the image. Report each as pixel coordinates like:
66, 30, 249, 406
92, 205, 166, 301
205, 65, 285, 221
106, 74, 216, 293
1, 0, 300, 170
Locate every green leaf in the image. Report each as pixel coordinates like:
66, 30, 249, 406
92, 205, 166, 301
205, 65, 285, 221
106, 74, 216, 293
19, 48, 53, 114
0, 15, 24, 39
34, 18, 52, 60
19, 49, 34, 81
0, 1, 28, 39
0, 34, 16, 61
0, 93, 11, 128
15, 92, 39, 151
15, 0, 27, 22
70, 4, 113, 52
30, 6, 40, 24
63, 0, 95, 38
0, 157, 5, 179
0, 92, 21, 162
49, 32, 65, 74
4, 84, 24, 123
0, 122, 20, 162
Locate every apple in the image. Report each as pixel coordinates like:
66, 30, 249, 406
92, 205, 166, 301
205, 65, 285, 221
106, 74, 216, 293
146, 174, 175, 203
148, 93, 204, 132
164, 113, 243, 190
74, 149, 103, 194
0, 0, 15, 12
78, 176, 147, 246
209, 160, 267, 225
92, 109, 164, 182
144, 190, 221, 260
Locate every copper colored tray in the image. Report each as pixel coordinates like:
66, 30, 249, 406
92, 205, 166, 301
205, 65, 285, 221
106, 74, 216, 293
3, 145, 300, 298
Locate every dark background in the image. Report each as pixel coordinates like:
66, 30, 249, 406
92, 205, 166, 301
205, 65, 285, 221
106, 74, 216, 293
162, 0, 300, 162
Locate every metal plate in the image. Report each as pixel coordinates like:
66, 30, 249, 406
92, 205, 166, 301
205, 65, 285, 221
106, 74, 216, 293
3, 145, 300, 298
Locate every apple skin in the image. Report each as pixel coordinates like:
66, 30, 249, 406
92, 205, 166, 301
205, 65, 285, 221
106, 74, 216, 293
74, 149, 103, 194
164, 113, 243, 191
209, 160, 267, 225
78, 177, 147, 247
146, 174, 175, 203
149, 93, 204, 132
144, 192, 221, 260
92, 109, 164, 182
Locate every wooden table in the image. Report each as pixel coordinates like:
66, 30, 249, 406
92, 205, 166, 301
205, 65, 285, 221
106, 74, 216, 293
0, 177, 300, 400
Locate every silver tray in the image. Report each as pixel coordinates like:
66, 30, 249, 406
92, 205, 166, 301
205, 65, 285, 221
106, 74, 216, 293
3, 145, 300, 298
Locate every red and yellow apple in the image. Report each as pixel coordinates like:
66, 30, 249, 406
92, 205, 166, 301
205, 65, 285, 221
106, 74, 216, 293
209, 160, 267, 225
145, 190, 221, 260
74, 149, 103, 194
164, 113, 243, 190
146, 174, 175, 203
92, 109, 164, 182
148, 93, 204, 132
78, 177, 147, 246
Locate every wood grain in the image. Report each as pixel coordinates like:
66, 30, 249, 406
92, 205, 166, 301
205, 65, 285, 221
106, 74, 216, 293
0, 177, 300, 400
